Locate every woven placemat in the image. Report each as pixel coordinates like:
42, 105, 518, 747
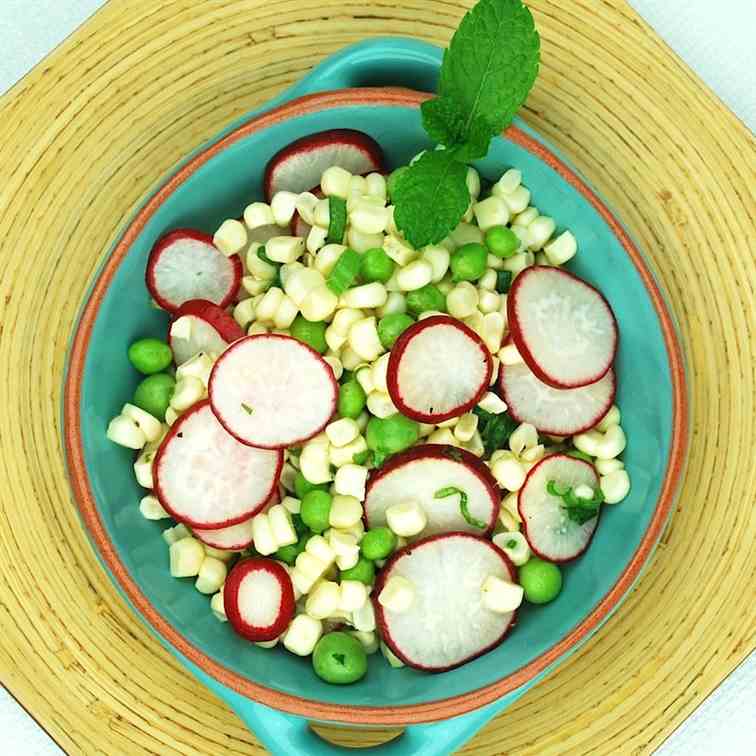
0, 1, 754, 754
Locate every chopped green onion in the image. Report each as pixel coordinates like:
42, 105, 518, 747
495, 270, 513, 294
434, 486, 486, 529
327, 196, 347, 243
327, 248, 361, 294
241, 402, 254, 415
506, 539, 517, 549
547, 479, 604, 525
567, 449, 593, 463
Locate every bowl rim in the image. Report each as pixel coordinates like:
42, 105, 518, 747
63, 87, 688, 726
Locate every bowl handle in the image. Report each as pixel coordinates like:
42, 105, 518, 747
227, 683, 535, 755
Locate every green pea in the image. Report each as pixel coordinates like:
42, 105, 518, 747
485, 225, 519, 259
293, 471, 330, 500
451, 243, 488, 282
338, 380, 367, 419
128, 338, 173, 375
360, 527, 397, 560
360, 248, 395, 283
133, 373, 175, 421
275, 533, 309, 565
340, 556, 375, 585
312, 631, 367, 685
300, 490, 332, 533
519, 557, 562, 604
366, 414, 420, 467
377, 313, 414, 350
387, 166, 409, 202
406, 284, 446, 317
290, 315, 328, 354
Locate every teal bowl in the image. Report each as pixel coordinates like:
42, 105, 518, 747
63, 39, 688, 755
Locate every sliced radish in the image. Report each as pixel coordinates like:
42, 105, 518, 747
146, 229, 242, 313
264, 129, 384, 201
208, 334, 338, 449
194, 518, 254, 551
169, 298, 245, 365
518, 454, 600, 562
291, 186, 323, 238
224, 559, 295, 642
374, 533, 517, 671
387, 315, 493, 423
507, 266, 618, 389
499, 362, 615, 436
364, 445, 500, 536
154, 401, 282, 529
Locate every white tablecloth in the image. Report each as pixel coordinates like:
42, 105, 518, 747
0, 2, 753, 754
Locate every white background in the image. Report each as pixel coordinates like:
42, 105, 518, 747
0, 1, 753, 754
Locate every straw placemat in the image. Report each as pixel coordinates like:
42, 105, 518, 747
0, 1, 754, 754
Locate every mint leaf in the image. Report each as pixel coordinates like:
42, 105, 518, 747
421, 97, 492, 161
436, 0, 540, 147
392, 149, 470, 248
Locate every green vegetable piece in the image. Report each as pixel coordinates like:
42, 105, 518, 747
338, 380, 367, 419
340, 556, 375, 585
366, 414, 420, 467
519, 557, 562, 604
506, 539, 518, 549
290, 512, 310, 537
133, 373, 176, 421
293, 471, 330, 500
327, 248, 361, 295
128, 338, 173, 375
451, 243, 488, 282
392, 149, 471, 249
300, 490, 333, 534
377, 313, 414, 349
434, 486, 486, 529
387, 166, 409, 202
290, 315, 328, 354
567, 450, 593, 463
328, 196, 348, 244
406, 284, 446, 317
352, 449, 371, 466
257, 246, 282, 289
420, 0, 540, 158
472, 406, 517, 457
275, 533, 309, 565
495, 270, 513, 294
546, 479, 604, 525
360, 247, 395, 284
312, 631, 368, 685
360, 527, 397, 560
485, 226, 519, 258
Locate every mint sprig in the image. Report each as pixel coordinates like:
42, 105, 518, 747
393, 0, 540, 248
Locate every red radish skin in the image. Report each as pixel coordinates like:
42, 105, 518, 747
387, 315, 493, 423
518, 454, 600, 563
507, 266, 618, 389
168, 298, 246, 365
154, 401, 282, 530
194, 518, 254, 551
264, 129, 385, 201
499, 362, 615, 436
224, 559, 295, 642
208, 334, 338, 450
374, 532, 518, 672
146, 229, 242, 313
364, 445, 500, 536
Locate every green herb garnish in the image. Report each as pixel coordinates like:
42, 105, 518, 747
473, 406, 518, 458
506, 539, 518, 549
353, 449, 371, 466
546, 479, 604, 525
327, 248, 361, 294
392, 0, 540, 247
567, 450, 593, 463
241, 402, 254, 415
327, 196, 347, 243
495, 270, 513, 294
257, 246, 282, 288
435, 485, 486, 529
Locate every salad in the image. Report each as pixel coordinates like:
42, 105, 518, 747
106, 0, 630, 684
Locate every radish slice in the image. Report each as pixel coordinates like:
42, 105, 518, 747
291, 186, 323, 238
507, 266, 618, 389
264, 129, 384, 201
208, 335, 338, 449
224, 559, 295, 642
364, 445, 500, 536
194, 518, 254, 551
169, 298, 245, 365
387, 315, 493, 423
146, 229, 242, 313
518, 454, 600, 562
499, 362, 615, 436
374, 533, 517, 671
154, 401, 282, 529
